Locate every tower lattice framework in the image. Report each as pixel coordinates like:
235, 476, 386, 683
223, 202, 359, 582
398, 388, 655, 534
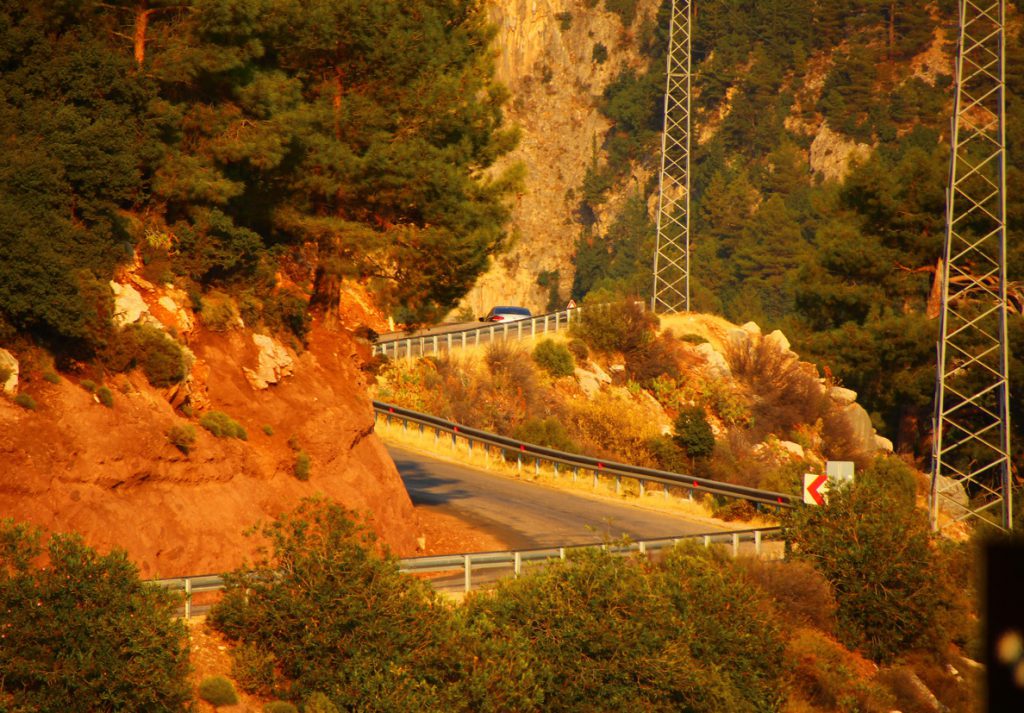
931, 0, 1013, 531
651, 0, 692, 314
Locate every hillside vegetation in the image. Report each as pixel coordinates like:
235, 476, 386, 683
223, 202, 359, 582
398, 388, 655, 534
570, 0, 1024, 465
0, 0, 517, 364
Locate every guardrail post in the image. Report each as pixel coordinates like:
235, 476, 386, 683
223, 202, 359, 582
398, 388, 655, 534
462, 332, 467, 348
464, 555, 472, 593
184, 578, 192, 620
420, 336, 425, 355
503, 323, 509, 340
514, 552, 521, 577
559, 547, 566, 560
531, 319, 535, 337
468, 438, 473, 459
534, 458, 539, 476
754, 530, 762, 555
484, 444, 490, 469
615, 476, 622, 495
555, 312, 560, 330
639, 480, 645, 498
732, 532, 740, 558
703, 535, 711, 549
517, 452, 522, 473
544, 314, 549, 332
639, 541, 647, 556
664, 485, 669, 500
553, 462, 559, 479
572, 466, 578, 482
432, 335, 438, 354
593, 470, 598, 489
447, 333, 452, 350
434, 428, 439, 446
518, 321, 523, 339
451, 432, 456, 450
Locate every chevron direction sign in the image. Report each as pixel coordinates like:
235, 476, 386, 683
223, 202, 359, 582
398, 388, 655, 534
803, 473, 828, 506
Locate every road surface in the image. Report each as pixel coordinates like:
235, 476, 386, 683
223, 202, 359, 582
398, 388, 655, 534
388, 444, 731, 551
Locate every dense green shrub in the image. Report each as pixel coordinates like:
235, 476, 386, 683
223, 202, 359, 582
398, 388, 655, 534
43, 371, 60, 384
167, 424, 197, 454
303, 692, 340, 713
106, 323, 191, 387
79, 379, 97, 393
465, 544, 787, 712
13, 393, 36, 410
262, 424, 274, 436
0, 520, 191, 711
198, 675, 239, 706
96, 385, 114, 408
209, 499, 468, 711
200, 411, 248, 440
673, 406, 715, 459
293, 451, 311, 480
512, 417, 579, 453
783, 457, 958, 662
570, 300, 657, 354
263, 701, 298, 713
567, 338, 589, 361
532, 338, 575, 377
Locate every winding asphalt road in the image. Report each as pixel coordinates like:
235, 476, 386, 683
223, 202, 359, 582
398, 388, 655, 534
387, 444, 731, 550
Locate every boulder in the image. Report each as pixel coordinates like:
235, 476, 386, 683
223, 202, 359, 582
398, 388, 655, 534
243, 334, 294, 389
695, 342, 731, 378
156, 294, 195, 336
765, 329, 792, 354
110, 281, 152, 327
933, 474, 971, 522
874, 434, 894, 452
830, 385, 858, 405
0, 349, 18, 395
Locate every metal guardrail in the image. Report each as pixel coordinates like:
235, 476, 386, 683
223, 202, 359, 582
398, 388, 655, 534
372, 307, 580, 358
151, 527, 782, 617
374, 401, 797, 509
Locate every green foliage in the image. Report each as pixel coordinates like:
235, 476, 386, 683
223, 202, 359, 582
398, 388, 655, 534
673, 406, 715, 459
42, 371, 59, 384
13, 392, 36, 410
79, 379, 97, 393
293, 451, 311, 481
532, 338, 575, 377
263, 702, 298, 713
105, 324, 191, 388
262, 424, 274, 436
304, 692, 340, 713
200, 411, 248, 440
592, 42, 608, 64
198, 675, 240, 707
783, 457, 959, 662
0, 519, 191, 711
567, 338, 589, 361
96, 385, 114, 408
167, 424, 197, 454
512, 417, 579, 453
555, 11, 573, 31
570, 300, 657, 354
209, 499, 468, 711
465, 544, 787, 711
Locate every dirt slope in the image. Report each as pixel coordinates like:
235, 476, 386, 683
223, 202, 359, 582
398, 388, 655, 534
0, 324, 418, 578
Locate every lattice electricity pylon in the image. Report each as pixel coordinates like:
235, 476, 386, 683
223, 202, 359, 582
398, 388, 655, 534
651, 0, 692, 314
931, 0, 1013, 532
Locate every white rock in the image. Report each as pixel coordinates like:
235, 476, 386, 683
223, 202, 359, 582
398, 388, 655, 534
830, 386, 858, 405
765, 329, 791, 353
0, 349, 18, 395
740, 321, 762, 336
109, 281, 152, 327
695, 343, 731, 378
873, 434, 894, 452
778, 440, 806, 459
157, 295, 194, 335
243, 334, 294, 389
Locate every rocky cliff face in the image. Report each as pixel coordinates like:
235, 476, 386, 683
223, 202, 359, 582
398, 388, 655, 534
458, 0, 659, 316
0, 287, 416, 577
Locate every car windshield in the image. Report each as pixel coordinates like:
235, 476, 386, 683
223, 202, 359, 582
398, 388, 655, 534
491, 307, 530, 316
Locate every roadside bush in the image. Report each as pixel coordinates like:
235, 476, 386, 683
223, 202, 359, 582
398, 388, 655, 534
783, 457, 958, 662
673, 406, 715, 460
532, 338, 575, 377
43, 371, 60, 384
512, 417, 579, 453
625, 335, 681, 386
96, 385, 114, 407
0, 520, 191, 712
567, 337, 589, 361
14, 393, 36, 410
736, 558, 837, 631
200, 411, 247, 440
231, 642, 278, 696
787, 628, 896, 712
645, 434, 690, 472
209, 499, 467, 711
570, 300, 657, 354
199, 675, 239, 706
198, 291, 240, 331
167, 424, 196, 454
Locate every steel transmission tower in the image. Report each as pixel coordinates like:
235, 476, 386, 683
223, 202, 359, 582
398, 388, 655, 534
931, 0, 1013, 531
651, 0, 692, 313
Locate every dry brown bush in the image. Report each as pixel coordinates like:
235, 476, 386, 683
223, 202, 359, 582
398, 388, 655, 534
787, 628, 896, 712
726, 336, 831, 441
737, 559, 836, 632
